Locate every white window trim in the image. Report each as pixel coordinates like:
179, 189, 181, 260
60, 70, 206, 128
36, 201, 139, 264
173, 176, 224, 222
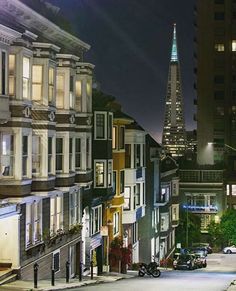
91, 205, 102, 235
113, 212, 120, 237
69, 190, 81, 227
52, 249, 60, 273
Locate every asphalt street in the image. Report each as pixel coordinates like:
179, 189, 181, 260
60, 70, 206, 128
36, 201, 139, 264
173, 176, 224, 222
70, 254, 236, 291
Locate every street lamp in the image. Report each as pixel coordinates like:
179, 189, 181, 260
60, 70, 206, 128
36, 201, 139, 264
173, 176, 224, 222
207, 142, 236, 152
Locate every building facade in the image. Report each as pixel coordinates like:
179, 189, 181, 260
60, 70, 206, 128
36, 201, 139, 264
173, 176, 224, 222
0, 0, 93, 281
162, 24, 186, 157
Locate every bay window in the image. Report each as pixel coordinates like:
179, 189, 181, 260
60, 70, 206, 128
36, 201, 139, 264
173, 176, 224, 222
91, 205, 102, 235
32, 65, 43, 101
69, 190, 81, 226
48, 67, 55, 104
0, 133, 14, 177
95, 161, 105, 187
86, 80, 92, 112
22, 136, 28, 177
23, 57, 30, 99
56, 73, 65, 108
8, 54, 15, 96
26, 200, 42, 248
75, 80, 82, 112
56, 138, 63, 172
32, 135, 41, 175
50, 196, 63, 235
75, 138, 81, 170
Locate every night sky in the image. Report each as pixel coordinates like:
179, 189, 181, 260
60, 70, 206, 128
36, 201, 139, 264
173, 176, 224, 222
48, 0, 196, 142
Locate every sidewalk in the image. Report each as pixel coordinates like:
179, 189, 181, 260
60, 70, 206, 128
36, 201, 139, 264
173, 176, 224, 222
0, 271, 136, 291
227, 280, 236, 291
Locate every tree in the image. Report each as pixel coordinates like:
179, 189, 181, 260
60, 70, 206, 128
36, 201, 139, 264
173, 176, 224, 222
220, 209, 236, 245
175, 209, 201, 248
207, 221, 224, 248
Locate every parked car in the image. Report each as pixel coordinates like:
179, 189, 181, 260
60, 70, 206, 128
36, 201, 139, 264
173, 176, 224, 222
173, 254, 197, 270
194, 253, 207, 268
192, 243, 212, 254
223, 245, 236, 254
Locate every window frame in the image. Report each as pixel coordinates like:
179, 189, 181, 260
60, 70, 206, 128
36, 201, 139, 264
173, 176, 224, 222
32, 64, 43, 101
94, 160, 106, 188
95, 112, 107, 140
0, 132, 15, 178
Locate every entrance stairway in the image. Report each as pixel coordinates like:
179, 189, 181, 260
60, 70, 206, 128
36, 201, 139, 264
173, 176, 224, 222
0, 264, 17, 286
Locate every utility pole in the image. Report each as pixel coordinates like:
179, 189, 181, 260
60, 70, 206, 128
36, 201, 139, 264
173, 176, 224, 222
186, 206, 189, 248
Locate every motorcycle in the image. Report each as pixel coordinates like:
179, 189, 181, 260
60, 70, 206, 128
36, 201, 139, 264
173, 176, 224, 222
138, 262, 161, 277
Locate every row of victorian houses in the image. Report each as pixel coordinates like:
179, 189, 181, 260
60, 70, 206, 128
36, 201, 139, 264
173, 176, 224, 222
0, 0, 179, 283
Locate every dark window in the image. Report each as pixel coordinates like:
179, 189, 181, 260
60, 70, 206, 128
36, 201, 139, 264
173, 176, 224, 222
113, 171, 116, 195
53, 252, 60, 272
120, 170, 124, 193
136, 183, 140, 206
75, 138, 81, 169
125, 144, 131, 168
56, 138, 63, 171
214, 91, 224, 100
1, 52, 6, 95
108, 114, 112, 139
214, 75, 224, 84
22, 136, 28, 176
70, 76, 74, 92
48, 137, 52, 174
96, 114, 105, 139
214, 12, 225, 20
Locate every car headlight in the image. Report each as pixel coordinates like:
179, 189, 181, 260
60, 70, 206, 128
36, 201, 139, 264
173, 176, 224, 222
187, 260, 191, 264
173, 260, 177, 265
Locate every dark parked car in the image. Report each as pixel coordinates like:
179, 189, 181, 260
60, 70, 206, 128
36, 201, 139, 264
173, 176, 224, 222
192, 243, 212, 254
173, 254, 197, 270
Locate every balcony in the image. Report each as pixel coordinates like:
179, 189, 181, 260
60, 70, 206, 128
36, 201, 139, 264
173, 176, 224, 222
180, 169, 224, 183
0, 95, 10, 123
183, 205, 218, 214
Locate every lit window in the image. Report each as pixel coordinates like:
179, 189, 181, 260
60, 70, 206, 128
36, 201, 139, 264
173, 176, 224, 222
124, 187, 131, 210
69, 190, 81, 226
91, 206, 102, 235
113, 212, 119, 235
26, 201, 42, 247
86, 81, 92, 112
112, 126, 117, 149
49, 67, 55, 104
56, 73, 65, 108
108, 160, 113, 187
69, 75, 74, 109
95, 161, 105, 187
0, 133, 14, 177
50, 196, 63, 235
32, 135, 41, 175
32, 65, 43, 101
8, 54, 15, 96
232, 40, 236, 51
215, 43, 224, 51
23, 57, 30, 99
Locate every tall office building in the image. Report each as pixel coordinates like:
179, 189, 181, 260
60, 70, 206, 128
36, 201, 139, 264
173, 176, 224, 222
196, 0, 236, 205
162, 24, 186, 157
196, 0, 236, 166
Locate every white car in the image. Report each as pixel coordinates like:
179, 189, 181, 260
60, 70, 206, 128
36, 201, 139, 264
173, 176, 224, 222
223, 245, 236, 254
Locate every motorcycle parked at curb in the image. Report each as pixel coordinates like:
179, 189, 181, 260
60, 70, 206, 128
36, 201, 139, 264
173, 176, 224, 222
138, 262, 161, 277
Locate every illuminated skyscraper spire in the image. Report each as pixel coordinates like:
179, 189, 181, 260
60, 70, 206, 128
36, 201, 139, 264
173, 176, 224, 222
171, 23, 178, 62
162, 24, 186, 157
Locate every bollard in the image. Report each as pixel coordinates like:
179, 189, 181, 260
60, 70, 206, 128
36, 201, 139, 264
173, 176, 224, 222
79, 262, 82, 282
66, 261, 70, 283
90, 260, 93, 280
51, 269, 55, 286
33, 263, 39, 289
